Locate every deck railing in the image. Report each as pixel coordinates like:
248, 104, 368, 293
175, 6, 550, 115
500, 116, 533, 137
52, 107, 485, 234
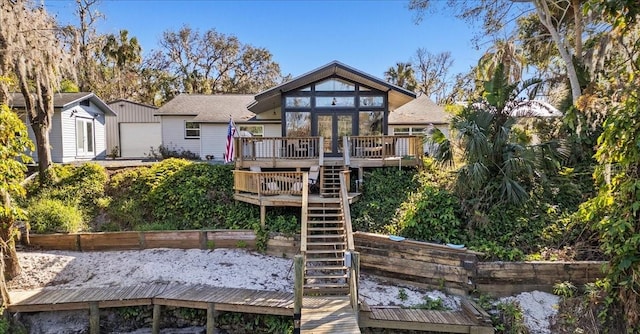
236, 137, 322, 162
348, 135, 424, 160
233, 170, 305, 196
235, 135, 423, 164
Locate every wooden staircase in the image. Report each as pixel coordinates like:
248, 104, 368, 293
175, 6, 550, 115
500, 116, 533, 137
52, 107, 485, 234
320, 165, 345, 197
303, 200, 349, 295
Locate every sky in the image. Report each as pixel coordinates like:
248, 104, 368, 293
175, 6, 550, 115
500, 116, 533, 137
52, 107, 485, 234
44, 0, 485, 81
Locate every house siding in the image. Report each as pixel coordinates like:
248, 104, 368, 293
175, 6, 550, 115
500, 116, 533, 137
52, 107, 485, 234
161, 115, 201, 157
200, 124, 227, 160
106, 101, 159, 155
59, 104, 107, 163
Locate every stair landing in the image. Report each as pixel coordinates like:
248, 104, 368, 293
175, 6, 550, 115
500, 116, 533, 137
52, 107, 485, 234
301, 296, 360, 333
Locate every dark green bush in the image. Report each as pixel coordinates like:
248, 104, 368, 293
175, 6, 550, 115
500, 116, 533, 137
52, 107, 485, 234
350, 167, 418, 233
28, 198, 85, 233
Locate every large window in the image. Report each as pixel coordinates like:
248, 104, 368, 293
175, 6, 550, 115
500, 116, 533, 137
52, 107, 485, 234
185, 121, 200, 139
315, 78, 355, 91
239, 125, 264, 137
359, 111, 383, 135
286, 112, 311, 137
316, 96, 355, 107
285, 97, 311, 108
393, 127, 426, 135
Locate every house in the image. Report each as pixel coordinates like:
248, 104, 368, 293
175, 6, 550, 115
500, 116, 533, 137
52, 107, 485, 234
106, 99, 160, 158
155, 61, 447, 162
10, 92, 116, 163
388, 94, 450, 155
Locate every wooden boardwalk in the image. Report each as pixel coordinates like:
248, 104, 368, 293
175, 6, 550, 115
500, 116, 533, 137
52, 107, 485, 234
8, 284, 492, 333
301, 296, 360, 333
359, 300, 494, 334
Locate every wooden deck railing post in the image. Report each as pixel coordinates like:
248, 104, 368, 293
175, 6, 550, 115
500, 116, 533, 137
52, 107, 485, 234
206, 303, 216, 334
343, 136, 351, 166
294, 255, 303, 333
152, 304, 161, 334
89, 302, 99, 334
318, 137, 324, 166
301, 173, 308, 253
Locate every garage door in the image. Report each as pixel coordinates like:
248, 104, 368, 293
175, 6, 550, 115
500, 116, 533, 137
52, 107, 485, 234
120, 123, 161, 158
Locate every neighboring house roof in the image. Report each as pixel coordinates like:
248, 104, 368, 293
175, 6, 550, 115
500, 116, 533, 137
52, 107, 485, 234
107, 99, 158, 110
155, 94, 255, 123
389, 94, 449, 125
10, 92, 117, 115
509, 100, 562, 117
249, 60, 417, 114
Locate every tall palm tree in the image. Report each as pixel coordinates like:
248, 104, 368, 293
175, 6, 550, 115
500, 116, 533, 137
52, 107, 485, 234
102, 30, 142, 97
476, 39, 526, 84
384, 62, 418, 91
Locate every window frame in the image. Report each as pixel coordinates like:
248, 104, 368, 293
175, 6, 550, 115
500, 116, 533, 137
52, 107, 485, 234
184, 121, 200, 139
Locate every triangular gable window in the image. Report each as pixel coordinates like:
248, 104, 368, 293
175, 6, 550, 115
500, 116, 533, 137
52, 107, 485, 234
315, 78, 355, 91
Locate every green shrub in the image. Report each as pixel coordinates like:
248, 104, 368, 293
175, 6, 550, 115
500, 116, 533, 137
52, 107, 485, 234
28, 198, 85, 233
351, 167, 418, 233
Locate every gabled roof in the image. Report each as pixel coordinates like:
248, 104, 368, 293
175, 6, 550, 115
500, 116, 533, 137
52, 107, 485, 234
155, 94, 255, 123
107, 99, 158, 110
248, 61, 417, 114
389, 94, 449, 125
10, 92, 116, 115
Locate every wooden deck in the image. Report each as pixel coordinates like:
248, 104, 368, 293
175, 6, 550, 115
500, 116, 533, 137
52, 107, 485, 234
8, 284, 492, 333
301, 296, 360, 333
359, 300, 494, 334
234, 192, 361, 207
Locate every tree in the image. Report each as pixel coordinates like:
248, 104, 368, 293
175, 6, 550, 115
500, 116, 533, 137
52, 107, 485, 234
429, 64, 561, 217
71, 0, 104, 92
409, 0, 606, 105
384, 62, 418, 91
0, 0, 74, 181
0, 103, 34, 306
152, 25, 282, 95
101, 29, 142, 99
412, 49, 453, 102
476, 39, 526, 84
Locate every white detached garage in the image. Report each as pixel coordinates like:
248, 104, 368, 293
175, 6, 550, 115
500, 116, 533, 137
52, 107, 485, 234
106, 99, 161, 158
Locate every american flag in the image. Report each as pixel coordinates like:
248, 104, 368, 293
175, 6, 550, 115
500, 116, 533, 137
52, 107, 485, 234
224, 117, 236, 163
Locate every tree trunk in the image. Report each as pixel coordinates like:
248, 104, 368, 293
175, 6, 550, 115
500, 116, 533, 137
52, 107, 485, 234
534, 0, 583, 105
0, 248, 10, 308
0, 190, 20, 280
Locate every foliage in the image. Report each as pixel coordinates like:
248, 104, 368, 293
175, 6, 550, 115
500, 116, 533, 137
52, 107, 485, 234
411, 296, 448, 310
430, 64, 564, 221
27, 198, 85, 233
350, 167, 418, 233
26, 163, 107, 220
391, 161, 464, 244
157, 145, 200, 160
495, 300, 529, 334
216, 312, 293, 334
553, 281, 578, 299
384, 62, 417, 91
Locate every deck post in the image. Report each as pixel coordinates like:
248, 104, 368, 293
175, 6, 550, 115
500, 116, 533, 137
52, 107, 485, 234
260, 205, 266, 227
89, 302, 99, 334
294, 255, 303, 333
206, 302, 216, 334
152, 304, 161, 334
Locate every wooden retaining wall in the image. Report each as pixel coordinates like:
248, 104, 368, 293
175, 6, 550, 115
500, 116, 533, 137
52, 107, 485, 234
352, 232, 607, 297
24, 230, 299, 257
24, 230, 606, 297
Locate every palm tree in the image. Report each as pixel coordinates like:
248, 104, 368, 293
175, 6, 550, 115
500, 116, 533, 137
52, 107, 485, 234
102, 30, 142, 97
476, 39, 526, 84
384, 62, 418, 91
429, 64, 563, 214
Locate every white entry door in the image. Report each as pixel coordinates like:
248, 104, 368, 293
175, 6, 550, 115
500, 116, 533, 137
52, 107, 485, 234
76, 118, 95, 157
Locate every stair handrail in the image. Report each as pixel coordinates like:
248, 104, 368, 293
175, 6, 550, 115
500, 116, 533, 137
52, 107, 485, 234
339, 170, 359, 318
338, 171, 354, 251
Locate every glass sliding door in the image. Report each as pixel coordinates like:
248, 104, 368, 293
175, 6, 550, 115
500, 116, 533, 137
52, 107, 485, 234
316, 113, 353, 156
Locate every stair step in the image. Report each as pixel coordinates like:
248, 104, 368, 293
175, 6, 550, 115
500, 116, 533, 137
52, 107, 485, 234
306, 234, 344, 239
304, 265, 349, 271
304, 283, 349, 289
305, 274, 348, 280
307, 227, 344, 232
305, 249, 345, 254
307, 241, 345, 246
